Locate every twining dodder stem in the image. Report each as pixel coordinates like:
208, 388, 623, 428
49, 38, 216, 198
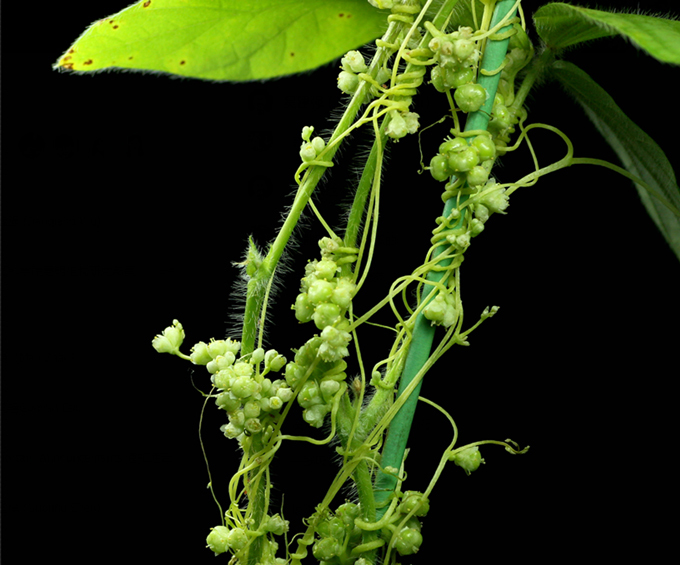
372, 0, 519, 519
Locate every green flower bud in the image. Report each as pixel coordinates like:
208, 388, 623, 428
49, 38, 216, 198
399, 491, 430, 517
429, 154, 450, 182
206, 526, 231, 555
443, 66, 474, 89
313, 537, 341, 561
294, 293, 314, 323
298, 380, 322, 409
205, 339, 226, 359
430, 65, 446, 92
481, 186, 509, 214
447, 146, 479, 173
429, 36, 453, 56
471, 135, 496, 161
319, 326, 351, 362
244, 417, 262, 434
215, 353, 236, 370
453, 38, 476, 61
231, 376, 260, 399
250, 348, 265, 365
213, 369, 234, 390
454, 83, 487, 113
265, 351, 287, 372
285, 362, 305, 388
313, 303, 342, 330
243, 400, 261, 419
232, 362, 254, 378
331, 278, 356, 309
308, 280, 335, 305
221, 422, 242, 439
300, 142, 316, 163
450, 446, 485, 475
304, 404, 330, 428
470, 218, 485, 237
423, 294, 447, 324
386, 111, 408, 140
403, 112, 420, 135
276, 386, 294, 403
490, 104, 513, 130
227, 528, 248, 551
269, 396, 283, 410
467, 165, 489, 187
320, 379, 341, 402
228, 409, 245, 428
315, 258, 338, 280
216, 391, 241, 412
474, 203, 490, 223
190, 341, 212, 365
336, 502, 360, 528
263, 514, 289, 536
223, 338, 241, 356
311, 136, 325, 155
439, 137, 468, 155
295, 337, 322, 366
152, 319, 184, 354
338, 70, 359, 95
394, 528, 423, 556
259, 396, 272, 412
341, 50, 367, 73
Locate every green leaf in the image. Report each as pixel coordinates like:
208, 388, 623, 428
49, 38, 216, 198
53, 0, 387, 81
549, 60, 680, 262
533, 3, 680, 64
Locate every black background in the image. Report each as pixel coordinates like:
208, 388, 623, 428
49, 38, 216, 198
4, 0, 680, 562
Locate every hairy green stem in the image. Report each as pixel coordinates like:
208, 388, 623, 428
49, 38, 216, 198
373, 0, 519, 519
240, 5, 421, 357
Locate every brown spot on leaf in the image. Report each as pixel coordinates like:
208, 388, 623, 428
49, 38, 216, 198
290, 52, 295, 57
62, 62, 74, 70
180, 60, 186, 65
143, 1, 151, 7
83, 59, 93, 66
113, 25, 119, 29
63, 55, 72, 62
339, 13, 344, 17
68, 49, 75, 54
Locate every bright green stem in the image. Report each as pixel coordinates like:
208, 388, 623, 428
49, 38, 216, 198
373, 0, 518, 519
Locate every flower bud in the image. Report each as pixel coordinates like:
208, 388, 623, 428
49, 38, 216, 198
313, 303, 342, 330
315, 258, 338, 280
250, 347, 265, 365
338, 70, 359, 95
263, 514, 289, 536
308, 280, 335, 304
394, 528, 423, 555
341, 50, 368, 73
304, 404, 330, 428
227, 528, 248, 551
454, 83, 487, 113
152, 319, 184, 354
450, 446, 485, 475
206, 526, 231, 555
190, 341, 212, 365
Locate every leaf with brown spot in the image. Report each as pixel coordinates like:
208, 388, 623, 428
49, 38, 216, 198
53, 0, 386, 81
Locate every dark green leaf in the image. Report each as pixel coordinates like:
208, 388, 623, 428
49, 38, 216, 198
533, 3, 680, 64
550, 60, 680, 261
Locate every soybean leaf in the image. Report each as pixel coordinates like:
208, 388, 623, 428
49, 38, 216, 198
533, 3, 680, 65
550, 60, 680, 262
53, 0, 387, 81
